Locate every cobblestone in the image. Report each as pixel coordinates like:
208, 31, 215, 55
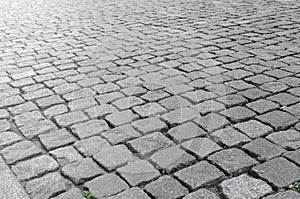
220, 174, 272, 199
74, 136, 110, 157
167, 122, 206, 143
174, 161, 224, 190
84, 173, 129, 198
1, 0, 300, 197
93, 145, 134, 171
211, 128, 251, 147
12, 155, 59, 181
181, 138, 222, 159
208, 148, 258, 176
70, 119, 109, 139
61, 157, 105, 185
144, 176, 189, 199
183, 189, 220, 199
25, 172, 68, 199
150, 146, 195, 173
107, 187, 151, 199
1, 141, 42, 164
263, 191, 300, 199
49, 146, 83, 167
128, 132, 173, 156
117, 160, 160, 186
257, 110, 298, 131
251, 157, 300, 188
0, 131, 22, 147
39, 128, 76, 150
243, 138, 285, 161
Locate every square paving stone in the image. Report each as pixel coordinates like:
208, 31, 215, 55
181, 137, 222, 159
74, 136, 111, 157
25, 172, 68, 199
208, 148, 258, 176
243, 138, 285, 161
133, 102, 167, 117
158, 96, 192, 110
62, 157, 105, 185
194, 113, 230, 132
121, 86, 147, 96
225, 80, 255, 91
0, 131, 22, 147
44, 104, 68, 119
131, 117, 167, 135
240, 88, 270, 100
105, 110, 139, 127
174, 161, 225, 190
84, 104, 118, 118
107, 187, 151, 199
0, 95, 24, 108
234, 120, 273, 139
257, 110, 298, 131
39, 128, 76, 151
284, 149, 300, 166
167, 122, 206, 143
211, 128, 251, 147
93, 145, 135, 171
102, 124, 141, 145
191, 100, 225, 115
267, 93, 300, 106
165, 84, 193, 95
216, 94, 248, 107
161, 107, 199, 125
112, 96, 145, 110
181, 90, 217, 103
95, 91, 125, 104
183, 189, 220, 199
205, 84, 237, 96
245, 74, 276, 85
19, 119, 58, 139
12, 155, 59, 181
220, 106, 256, 123
260, 82, 289, 93
54, 111, 89, 127
71, 119, 109, 139
220, 174, 272, 199
246, 99, 279, 114
141, 90, 170, 102
92, 83, 120, 94
14, 111, 45, 127
53, 188, 85, 199
263, 190, 300, 199
144, 176, 188, 199
50, 146, 83, 166
1, 141, 42, 164
68, 97, 98, 111
150, 146, 195, 173
117, 160, 160, 186
128, 132, 173, 156
8, 101, 38, 115
266, 130, 300, 150
264, 69, 292, 78
251, 157, 300, 188
84, 173, 129, 198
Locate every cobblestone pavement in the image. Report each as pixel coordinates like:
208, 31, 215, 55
1, 0, 300, 198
